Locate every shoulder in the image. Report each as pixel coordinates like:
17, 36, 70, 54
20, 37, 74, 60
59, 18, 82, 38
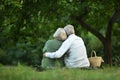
46, 40, 53, 43
70, 34, 83, 40
67, 34, 77, 41
46, 39, 62, 44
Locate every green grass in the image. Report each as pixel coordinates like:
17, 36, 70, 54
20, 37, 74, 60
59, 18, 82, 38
0, 64, 120, 80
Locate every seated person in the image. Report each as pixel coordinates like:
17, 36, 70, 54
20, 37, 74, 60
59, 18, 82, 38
41, 28, 67, 69
44, 25, 90, 68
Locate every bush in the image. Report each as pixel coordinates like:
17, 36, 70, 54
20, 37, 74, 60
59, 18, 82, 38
0, 41, 44, 66
112, 55, 120, 66
0, 49, 8, 65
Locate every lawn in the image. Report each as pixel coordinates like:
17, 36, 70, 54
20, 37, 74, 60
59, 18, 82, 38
0, 64, 120, 80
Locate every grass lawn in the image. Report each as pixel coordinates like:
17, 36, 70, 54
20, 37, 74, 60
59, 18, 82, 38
0, 64, 120, 80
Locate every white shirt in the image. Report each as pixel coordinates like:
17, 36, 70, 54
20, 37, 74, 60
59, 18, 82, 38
45, 34, 90, 68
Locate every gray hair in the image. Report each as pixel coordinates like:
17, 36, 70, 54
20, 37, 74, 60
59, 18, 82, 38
53, 28, 67, 41
64, 24, 75, 36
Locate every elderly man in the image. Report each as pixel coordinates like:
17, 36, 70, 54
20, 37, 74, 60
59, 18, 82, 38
44, 25, 90, 68
41, 28, 67, 69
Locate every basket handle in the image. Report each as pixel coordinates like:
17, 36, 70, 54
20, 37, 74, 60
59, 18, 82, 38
90, 50, 97, 57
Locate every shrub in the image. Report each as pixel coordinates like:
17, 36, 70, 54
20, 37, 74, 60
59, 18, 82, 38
112, 55, 120, 66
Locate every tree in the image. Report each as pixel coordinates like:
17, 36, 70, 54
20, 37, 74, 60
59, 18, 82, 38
39, 0, 120, 65
75, 0, 120, 65
77, 9, 120, 65
0, 0, 61, 65
0, 0, 120, 65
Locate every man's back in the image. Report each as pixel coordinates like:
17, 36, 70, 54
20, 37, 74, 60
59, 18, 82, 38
64, 34, 89, 68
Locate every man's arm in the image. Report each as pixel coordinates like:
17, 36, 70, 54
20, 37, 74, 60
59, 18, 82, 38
44, 35, 75, 58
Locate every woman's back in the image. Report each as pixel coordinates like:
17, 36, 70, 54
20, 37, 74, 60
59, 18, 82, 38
43, 39, 62, 52
41, 39, 64, 69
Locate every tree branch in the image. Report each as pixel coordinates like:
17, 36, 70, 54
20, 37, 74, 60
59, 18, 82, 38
106, 8, 120, 40
76, 17, 106, 44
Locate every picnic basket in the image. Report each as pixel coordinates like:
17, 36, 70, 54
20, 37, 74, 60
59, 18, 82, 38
88, 50, 102, 67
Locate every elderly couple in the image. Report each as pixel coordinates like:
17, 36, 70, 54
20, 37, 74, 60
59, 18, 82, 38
41, 24, 90, 69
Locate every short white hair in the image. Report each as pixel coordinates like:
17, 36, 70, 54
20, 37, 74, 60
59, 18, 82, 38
53, 28, 67, 40
64, 24, 75, 36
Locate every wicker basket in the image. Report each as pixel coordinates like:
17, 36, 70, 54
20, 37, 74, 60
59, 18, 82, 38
88, 50, 102, 67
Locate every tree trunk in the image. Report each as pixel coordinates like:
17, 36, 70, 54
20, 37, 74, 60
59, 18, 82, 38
103, 40, 112, 66
104, 9, 119, 65
76, 8, 119, 66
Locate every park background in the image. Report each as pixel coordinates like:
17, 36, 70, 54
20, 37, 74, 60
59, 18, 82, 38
0, 0, 120, 80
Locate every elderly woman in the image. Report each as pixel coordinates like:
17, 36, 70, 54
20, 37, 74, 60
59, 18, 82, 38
41, 28, 67, 69
44, 25, 90, 68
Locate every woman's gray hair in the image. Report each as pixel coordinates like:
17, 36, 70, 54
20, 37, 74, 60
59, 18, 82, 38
53, 28, 67, 41
64, 24, 75, 36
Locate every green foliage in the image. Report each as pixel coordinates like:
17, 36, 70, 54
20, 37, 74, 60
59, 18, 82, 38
7, 41, 44, 65
112, 23, 120, 66
112, 55, 120, 67
0, 63, 3, 67
83, 32, 104, 57
0, 40, 46, 65
0, 0, 120, 66
0, 49, 8, 64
